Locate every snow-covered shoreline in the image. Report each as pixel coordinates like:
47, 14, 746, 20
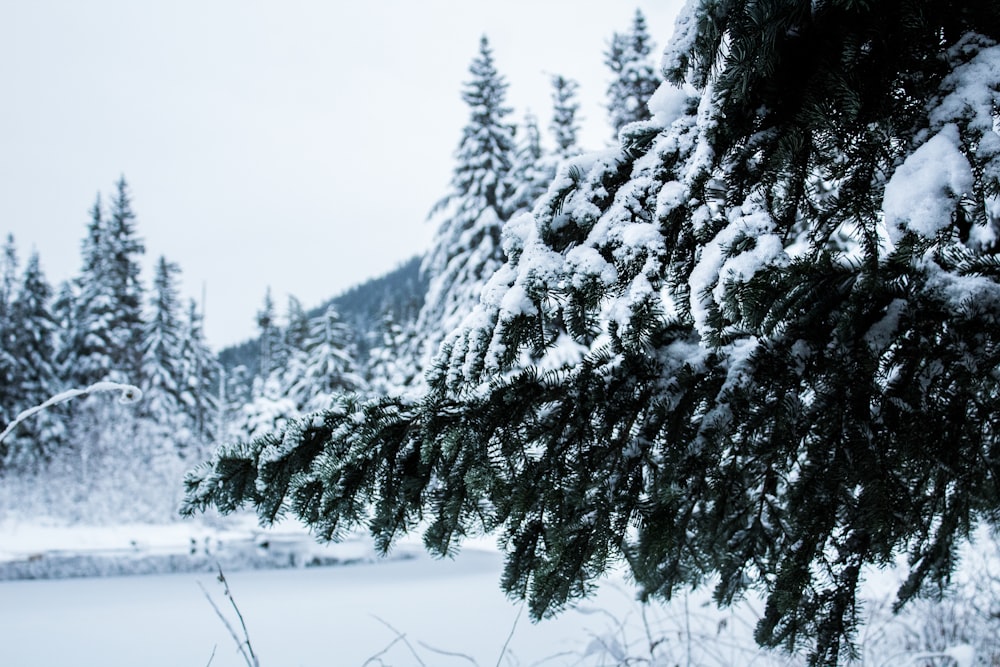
0, 517, 422, 581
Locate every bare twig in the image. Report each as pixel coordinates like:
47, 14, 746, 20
495, 603, 523, 667
199, 567, 260, 667
417, 641, 479, 665
369, 615, 427, 667
0, 381, 142, 444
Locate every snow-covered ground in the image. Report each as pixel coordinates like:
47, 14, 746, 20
0, 518, 789, 667
0, 517, 991, 666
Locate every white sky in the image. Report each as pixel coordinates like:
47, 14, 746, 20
0, 1, 685, 349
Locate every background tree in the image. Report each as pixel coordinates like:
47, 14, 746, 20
0, 235, 19, 429
65, 183, 145, 388
140, 256, 186, 448
178, 298, 219, 450
103, 176, 146, 383
4, 251, 60, 469
416, 35, 516, 374
284, 305, 364, 413
503, 111, 548, 217
549, 74, 581, 162
254, 288, 281, 393
604, 8, 659, 136
185, 2, 1000, 663
365, 309, 420, 397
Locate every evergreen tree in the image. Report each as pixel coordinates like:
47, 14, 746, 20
178, 299, 219, 448
255, 287, 280, 388
140, 256, 185, 435
67, 184, 145, 387
605, 9, 659, 136
0, 234, 18, 427
104, 176, 145, 383
285, 305, 364, 413
365, 310, 420, 397
67, 195, 114, 386
416, 35, 516, 373
50, 280, 77, 383
549, 74, 582, 161
503, 111, 548, 217
4, 252, 62, 468
184, 2, 1000, 663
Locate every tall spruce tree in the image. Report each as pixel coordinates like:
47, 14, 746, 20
4, 251, 60, 468
254, 287, 280, 388
605, 9, 660, 137
140, 256, 186, 434
365, 310, 419, 396
284, 305, 364, 413
178, 298, 218, 448
550, 74, 582, 162
184, 2, 1000, 663
67, 182, 145, 387
503, 111, 548, 217
416, 35, 516, 373
104, 176, 145, 383
0, 235, 18, 427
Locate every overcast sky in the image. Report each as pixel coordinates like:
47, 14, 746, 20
1, 1, 685, 348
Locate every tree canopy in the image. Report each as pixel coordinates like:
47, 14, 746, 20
182, 2, 1000, 663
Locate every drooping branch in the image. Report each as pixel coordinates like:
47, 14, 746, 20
0, 381, 142, 445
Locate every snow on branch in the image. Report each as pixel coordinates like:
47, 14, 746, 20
0, 381, 143, 445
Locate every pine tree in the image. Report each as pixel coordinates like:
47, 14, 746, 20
67, 184, 145, 387
416, 35, 516, 373
178, 299, 219, 449
4, 251, 61, 468
184, 2, 1000, 663
365, 310, 420, 396
255, 287, 280, 388
140, 256, 186, 438
503, 111, 548, 217
0, 234, 19, 427
66, 195, 114, 386
104, 176, 145, 383
285, 305, 364, 413
550, 74, 582, 162
50, 280, 77, 383
605, 9, 659, 137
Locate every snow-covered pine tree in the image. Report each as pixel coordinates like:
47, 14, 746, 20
140, 256, 186, 442
282, 295, 310, 362
549, 74, 581, 162
50, 280, 77, 385
254, 287, 281, 388
184, 2, 1000, 663
285, 305, 364, 413
178, 298, 219, 450
64, 195, 114, 387
103, 176, 145, 384
365, 309, 419, 397
66, 183, 145, 388
3, 251, 61, 469
415, 35, 516, 376
503, 111, 548, 218
605, 8, 660, 137
275, 294, 312, 404
0, 234, 19, 428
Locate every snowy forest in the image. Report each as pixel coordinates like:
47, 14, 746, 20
5, 2, 1000, 665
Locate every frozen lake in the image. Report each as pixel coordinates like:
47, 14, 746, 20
0, 548, 655, 666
